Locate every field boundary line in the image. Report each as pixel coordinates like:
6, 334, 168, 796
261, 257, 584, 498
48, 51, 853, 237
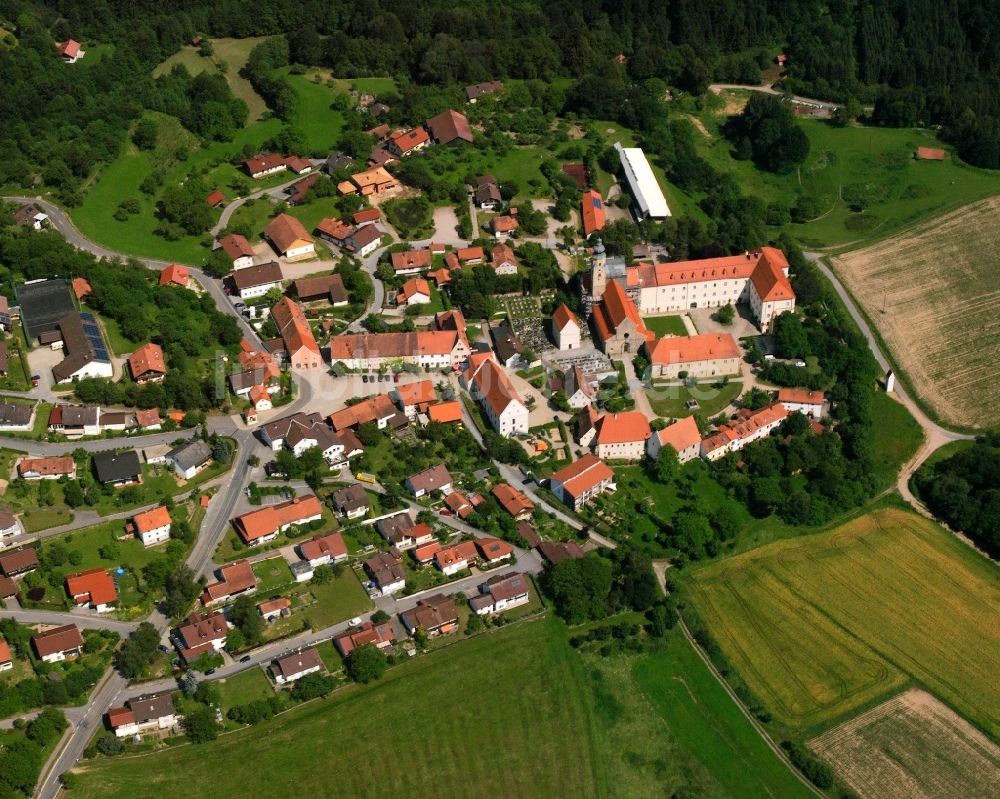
676, 613, 827, 798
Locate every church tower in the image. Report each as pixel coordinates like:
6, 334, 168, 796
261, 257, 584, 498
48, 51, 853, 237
590, 238, 607, 299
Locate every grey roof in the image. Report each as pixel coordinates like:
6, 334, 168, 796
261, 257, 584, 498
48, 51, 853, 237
60, 405, 99, 426
324, 152, 353, 173
273, 646, 323, 679
290, 561, 313, 577
260, 412, 324, 444
16, 279, 74, 340
167, 439, 213, 472
331, 484, 369, 512
376, 512, 413, 539
229, 367, 272, 393
51, 312, 110, 383
405, 464, 452, 494
0, 402, 33, 426
490, 321, 523, 363
92, 450, 142, 484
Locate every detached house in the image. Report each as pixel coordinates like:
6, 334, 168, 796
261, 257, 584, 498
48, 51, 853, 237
298, 531, 348, 567
272, 647, 324, 685
93, 450, 142, 487
400, 593, 459, 637
334, 621, 395, 657
397, 278, 431, 306
244, 153, 287, 179
32, 624, 84, 663
364, 552, 405, 595
107, 694, 177, 738
218, 233, 255, 270
174, 611, 229, 661
564, 365, 596, 409
387, 126, 430, 157
490, 244, 518, 275
475, 175, 502, 210
166, 439, 213, 480
778, 388, 825, 418
158, 264, 190, 288
490, 215, 518, 240
492, 483, 534, 520
434, 540, 479, 576
469, 572, 530, 615
390, 249, 432, 275
0, 547, 39, 577
426, 109, 473, 145
65, 568, 118, 612
131, 506, 172, 547
344, 224, 381, 258
405, 464, 453, 498
201, 560, 256, 606
231, 261, 283, 300
331, 484, 370, 519
646, 416, 701, 464
265, 214, 315, 261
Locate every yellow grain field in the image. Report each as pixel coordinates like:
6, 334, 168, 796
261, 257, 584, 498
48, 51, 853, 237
832, 197, 1000, 428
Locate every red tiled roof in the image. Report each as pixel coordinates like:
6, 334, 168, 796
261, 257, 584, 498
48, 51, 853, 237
492, 215, 518, 233
434, 539, 479, 570
18, 456, 74, 478
352, 208, 381, 224
428, 401, 463, 423
388, 126, 429, 153
133, 505, 171, 534
396, 380, 436, 407
552, 303, 578, 332
646, 333, 740, 366
652, 416, 701, 453
299, 531, 347, 562
328, 331, 465, 364
233, 495, 323, 542
328, 394, 396, 430
398, 278, 431, 303
467, 358, 523, 419
32, 624, 83, 658
205, 190, 224, 207
458, 246, 484, 263
778, 388, 824, 405
72, 277, 92, 300
65, 568, 118, 606
492, 483, 534, 517
390, 250, 432, 271
581, 189, 606, 235
596, 411, 651, 445
159, 264, 190, 287
58, 39, 81, 58
476, 537, 514, 561
257, 597, 291, 615
271, 296, 320, 356
316, 218, 354, 242
551, 454, 614, 499
244, 153, 286, 174
128, 343, 166, 378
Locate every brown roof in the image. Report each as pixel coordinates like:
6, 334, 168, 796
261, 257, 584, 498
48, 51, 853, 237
407, 463, 452, 494
265, 214, 313, 254
561, 163, 589, 190
334, 621, 394, 656
127, 343, 166, 378
231, 261, 283, 289
218, 233, 255, 261
426, 109, 473, 144
538, 540, 586, 564
0, 576, 18, 599
465, 81, 503, 101
271, 296, 320, 356
18, 456, 74, 478
201, 560, 256, 603
177, 611, 228, 651
293, 274, 346, 302
32, 624, 83, 658
492, 483, 534, 517
516, 522, 541, 548
299, 531, 347, 562
401, 593, 458, 632
244, 153, 286, 174
0, 547, 39, 576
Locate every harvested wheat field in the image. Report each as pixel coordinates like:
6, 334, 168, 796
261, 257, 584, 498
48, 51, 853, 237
832, 196, 1000, 428
809, 688, 1000, 799
685, 507, 1000, 736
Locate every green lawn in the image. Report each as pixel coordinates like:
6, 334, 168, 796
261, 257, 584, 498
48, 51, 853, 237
688, 98, 1000, 249
646, 379, 743, 418
45, 519, 161, 572
252, 557, 295, 596
643, 314, 689, 336
0, 343, 31, 391
265, 569, 372, 639
19, 508, 72, 533
280, 71, 346, 154
870, 390, 924, 490
73, 113, 283, 264
216, 667, 274, 712
67, 615, 814, 799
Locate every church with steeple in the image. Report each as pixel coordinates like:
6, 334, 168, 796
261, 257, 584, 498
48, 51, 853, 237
579, 238, 796, 334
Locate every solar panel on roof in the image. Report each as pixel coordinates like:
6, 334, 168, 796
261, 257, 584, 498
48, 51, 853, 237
592, 197, 602, 208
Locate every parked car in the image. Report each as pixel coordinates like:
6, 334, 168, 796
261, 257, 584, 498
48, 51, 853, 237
349, 617, 362, 627
362, 374, 369, 383
794, 360, 807, 367
205, 668, 217, 675
239, 655, 252, 663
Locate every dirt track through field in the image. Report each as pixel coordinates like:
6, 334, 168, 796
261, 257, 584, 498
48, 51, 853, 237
832, 197, 1000, 427
809, 688, 1000, 799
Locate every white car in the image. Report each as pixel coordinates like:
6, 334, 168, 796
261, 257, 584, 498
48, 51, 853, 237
794, 360, 807, 367
349, 617, 363, 627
